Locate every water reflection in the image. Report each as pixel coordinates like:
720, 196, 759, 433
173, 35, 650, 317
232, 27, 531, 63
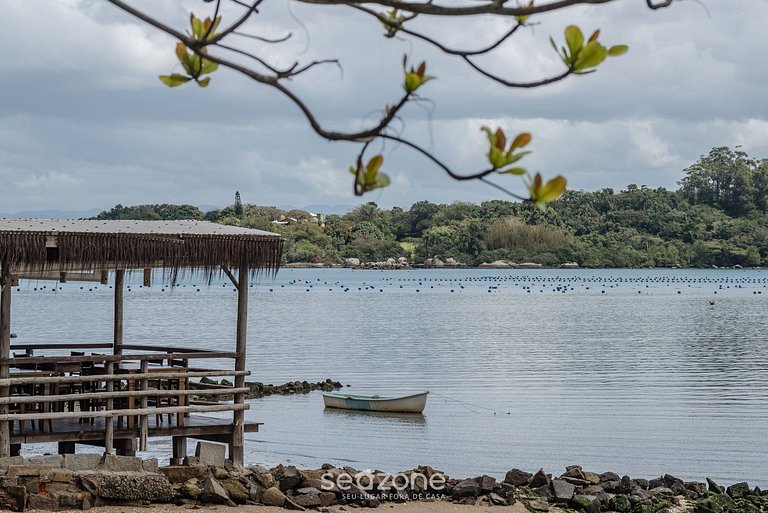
323, 408, 427, 426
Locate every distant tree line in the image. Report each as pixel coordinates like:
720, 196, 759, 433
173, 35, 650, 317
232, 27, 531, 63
93, 147, 768, 268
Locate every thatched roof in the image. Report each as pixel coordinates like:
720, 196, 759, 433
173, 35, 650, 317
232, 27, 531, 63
0, 219, 282, 278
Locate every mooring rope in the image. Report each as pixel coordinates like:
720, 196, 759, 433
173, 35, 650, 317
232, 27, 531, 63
430, 392, 512, 415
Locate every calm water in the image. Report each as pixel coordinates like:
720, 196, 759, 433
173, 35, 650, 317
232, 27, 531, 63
9, 268, 768, 486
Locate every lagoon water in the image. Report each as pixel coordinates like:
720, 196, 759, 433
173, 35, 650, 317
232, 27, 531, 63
9, 269, 768, 486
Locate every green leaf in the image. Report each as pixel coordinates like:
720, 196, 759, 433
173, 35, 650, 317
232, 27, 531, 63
191, 16, 204, 39
564, 25, 584, 62
196, 77, 211, 87
366, 155, 384, 175
372, 172, 391, 190
404, 72, 420, 92
488, 146, 505, 168
573, 41, 608, 71
608, 44, 629, 56
504, 150, 531, 165
159, 74, 191, 87
499, 167, 527, 175
481, 126, 496, 146
510, 132, 532, 151
200, 59, 219, 75
348, 166, 358, 175
537, 175, 567, 202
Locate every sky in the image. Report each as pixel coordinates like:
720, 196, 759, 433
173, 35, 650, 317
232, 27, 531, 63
1, 0, 767, 214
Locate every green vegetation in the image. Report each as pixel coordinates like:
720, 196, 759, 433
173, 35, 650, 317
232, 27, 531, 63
93, 147, 768, 268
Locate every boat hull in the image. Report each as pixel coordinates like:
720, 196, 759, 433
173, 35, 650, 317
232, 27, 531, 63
323, 392, 428, 413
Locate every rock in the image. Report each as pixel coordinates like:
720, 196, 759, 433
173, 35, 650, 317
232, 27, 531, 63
221, 479, 249, 503
319, 491, 336, 507
142, 458, 159, 473
479, 260, 510, 268
609, 494, 632, 513
552, 479, 576, 500
262, 486, 287, 507
80, 471, 175, 501
160, 465, 207, 484
98, 454, 144, 472
518, 262, 544, 268
0, 456, 24, 471
477, 475, 496, 492
505, 469, 533, 487
489, 493, 507, 506
524, 498, 550, 512
54, 491, 88, 508
195, 442, 227, 467
599, 472, 621, 483
292, 493, 322, 508
200, 476, 230, 504
63, 454, 101, 472
212, 466, 229, 480
7, 464, 52, 478
28, 455, 64, 468
254, 471, 277, 489
452, 479, 480, 498
562, 476, 591, 486
344, 258, 361, 268
276, 465, 302, 491
572, 494, 600, 512
635, 478, 649, 490
28, 493, 58, 510
648, 486, 674, 497
583, 472, 601, 485
181, 480, 202, 499
530, 469, 550, 488
560, 262, 580, 269
727, 482, 751, 499
663, 474, 684, 488
648, 477, 665, 489
707, 477, 725, 494
601, 480, 621, 492
284, 496, 308, 511
4, 485, 27, 511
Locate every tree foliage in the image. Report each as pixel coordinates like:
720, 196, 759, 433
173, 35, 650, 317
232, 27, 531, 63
96, 147, 768, 269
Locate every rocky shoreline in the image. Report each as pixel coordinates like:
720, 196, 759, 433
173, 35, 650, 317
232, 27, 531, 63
191, 378, 344, 401
2, 449, 764, 513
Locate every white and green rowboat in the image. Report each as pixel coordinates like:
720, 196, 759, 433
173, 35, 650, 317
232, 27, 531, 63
322, 391, 428, 413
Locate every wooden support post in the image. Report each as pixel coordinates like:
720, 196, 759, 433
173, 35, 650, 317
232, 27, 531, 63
100, 270, 109, 285
114, 270, 124, 355
143, 268, 151, 288
115, 438, 136, 457
59, 272, 67, 283
230, 264, 248, 466
139, 360, 148, 451
171, 436, 187, 465
104, 362, 114, 454
58, 442, 76, 454
0, 265, 12, 458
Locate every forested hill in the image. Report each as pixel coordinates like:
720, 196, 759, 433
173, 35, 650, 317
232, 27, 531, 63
94, 147, 768, 268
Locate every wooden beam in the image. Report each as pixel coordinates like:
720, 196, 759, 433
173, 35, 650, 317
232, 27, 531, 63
231, 263, 248, 466
221, 266, 239, 289
143, 268, 151, 287
0, 266, 11, 458
105, 362, 114, 454
114, 270, 125, 355
100, 270, 109, 285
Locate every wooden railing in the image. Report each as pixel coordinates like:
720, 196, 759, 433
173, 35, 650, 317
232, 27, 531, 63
0, 350, 248, 454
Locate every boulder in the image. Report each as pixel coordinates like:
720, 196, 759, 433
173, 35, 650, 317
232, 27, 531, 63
276, 465, 302, 491
505, 469, 533, 487
221, 479, 249, 503
181, 480, 202, 499
609, 494, 632, 513
727, 482, 751, 499
551, 479, 576, 501
79, 471, 174, 501
707, 477, 725, 494
28, 455, 64, 468
292, 493, 321, 508
344, 258, 361, 268
479, 260, 510, 269
28, 493, 58, 511
99, 454, 143, 472
160, 465, 207, 484
530, 469, 550, 488
477, 475, 496, 492
452, 479, 480, 498
195, 442, 226, 467
261, 486, 286, 507
200, 476, 230, 504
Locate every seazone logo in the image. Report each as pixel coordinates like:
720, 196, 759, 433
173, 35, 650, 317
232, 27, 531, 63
320, 470, 447, 500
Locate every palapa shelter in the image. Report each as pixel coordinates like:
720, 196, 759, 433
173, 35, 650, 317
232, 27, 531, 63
0, 219, 282, 464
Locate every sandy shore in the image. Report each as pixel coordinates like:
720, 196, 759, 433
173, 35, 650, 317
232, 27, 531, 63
40, 502, 534, 513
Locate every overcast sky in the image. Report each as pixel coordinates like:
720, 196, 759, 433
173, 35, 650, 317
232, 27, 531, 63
1, 0, 766, 214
